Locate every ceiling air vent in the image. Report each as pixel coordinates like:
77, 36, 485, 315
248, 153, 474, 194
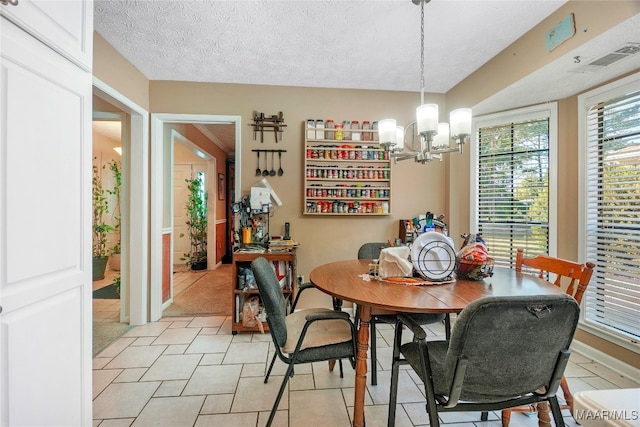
572, 42, 640, 73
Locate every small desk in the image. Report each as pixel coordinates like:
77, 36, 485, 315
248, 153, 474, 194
310, 259, 565, 427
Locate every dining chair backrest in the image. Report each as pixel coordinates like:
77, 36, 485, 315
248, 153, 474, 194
445, 294, 580, 402
251, 257, 288, 347
515, 248, 595, 304
357, 242, 388, 260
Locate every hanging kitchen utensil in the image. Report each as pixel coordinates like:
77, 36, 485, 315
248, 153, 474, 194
270, 151, 276, 176
255, 151, 262, 176
262, 151, 269, 176
278, 151, 284, 176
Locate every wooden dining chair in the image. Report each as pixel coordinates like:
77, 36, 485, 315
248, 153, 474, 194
356, 242, 446, 386
501, 248, 595, 427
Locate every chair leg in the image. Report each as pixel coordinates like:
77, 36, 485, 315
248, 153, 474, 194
266, 361, 295, 427
481, 411, 488, 421
370, 317, 377, 386
560, 375, 574, 415
339, 359, 344, 378
548, 396, 566, 427
387, 337, 401, 426
265, 352, 277, 384
536, 401, 551, 427
501, 409, 512, 427
444, 313, 451, 340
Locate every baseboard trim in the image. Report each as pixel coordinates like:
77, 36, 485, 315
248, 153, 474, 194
571, 340, 640, 384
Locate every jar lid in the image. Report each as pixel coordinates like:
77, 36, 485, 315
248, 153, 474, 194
352, 120, 359, 123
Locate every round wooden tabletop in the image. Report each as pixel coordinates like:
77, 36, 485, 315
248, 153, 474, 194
309, 259, 565, 314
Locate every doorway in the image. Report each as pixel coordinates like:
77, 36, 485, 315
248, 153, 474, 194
93, 78, 149, 328
150, 114, 241, 321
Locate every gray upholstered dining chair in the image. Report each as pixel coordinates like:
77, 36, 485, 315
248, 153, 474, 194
357, 242, 447, 386
387, 294, 580, 427
251, 257, 357, 427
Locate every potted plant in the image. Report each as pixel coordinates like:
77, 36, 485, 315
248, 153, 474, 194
107, 160, 122, 271
180, 176, 208, 270
93, 162, 114, 280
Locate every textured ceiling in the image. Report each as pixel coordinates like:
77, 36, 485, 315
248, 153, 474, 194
94, 0, 569, 94
94, 1, 640, 149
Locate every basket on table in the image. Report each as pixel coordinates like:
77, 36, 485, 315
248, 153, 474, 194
455, 256, 494, 281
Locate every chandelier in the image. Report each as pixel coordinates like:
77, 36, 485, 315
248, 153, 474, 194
379, 0, 472, 163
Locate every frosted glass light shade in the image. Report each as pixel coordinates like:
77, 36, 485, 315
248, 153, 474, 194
395, 126, 405, 150
432, 123, 450, 147
378, 119, 397, 145
450, 108, 472, 137
416, 104, 438, 134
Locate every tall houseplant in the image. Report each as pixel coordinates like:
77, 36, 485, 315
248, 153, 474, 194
181, 176, 208, 270
93, 162, 114, 280
107, 160, 122, 271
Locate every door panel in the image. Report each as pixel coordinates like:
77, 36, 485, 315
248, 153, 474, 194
0, 0, 92, 70
1, 17, 92, 426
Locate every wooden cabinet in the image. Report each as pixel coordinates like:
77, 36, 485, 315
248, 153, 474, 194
304, 122, 392, 215
231, 251, 296, 334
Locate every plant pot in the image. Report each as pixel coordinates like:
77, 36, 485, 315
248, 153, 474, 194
109, 253, 121, 271
93, 256, 109, 281
191, 260, 207, 271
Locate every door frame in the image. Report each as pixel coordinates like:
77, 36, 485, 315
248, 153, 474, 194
93, 77, 149, 326
150, 114, 241, 321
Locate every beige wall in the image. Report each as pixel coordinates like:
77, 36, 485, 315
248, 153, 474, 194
150, 81, 451, 280
93, 33, 150, 110
93, 1, 640, 368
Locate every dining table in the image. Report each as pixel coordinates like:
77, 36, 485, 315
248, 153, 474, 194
309, 259, 566, 427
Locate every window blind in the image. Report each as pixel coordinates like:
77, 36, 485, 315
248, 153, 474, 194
584, 87, 640, 341
476, 118, 550, 268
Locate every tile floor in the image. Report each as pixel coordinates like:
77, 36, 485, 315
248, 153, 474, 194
92, 267, 639, 426
92, 311, 640, 427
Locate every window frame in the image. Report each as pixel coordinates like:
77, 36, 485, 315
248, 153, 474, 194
470, 103, 558, 261
578, 72, 640, 353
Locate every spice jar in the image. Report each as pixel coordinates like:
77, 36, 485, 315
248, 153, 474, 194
351, 120, 361, 141
362, 120, 371, 141
325, 119, 335, 140
315, 119, 324, 140
335, 123, 344, 140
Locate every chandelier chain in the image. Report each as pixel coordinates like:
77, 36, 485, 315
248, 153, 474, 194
420, 0, 425, 103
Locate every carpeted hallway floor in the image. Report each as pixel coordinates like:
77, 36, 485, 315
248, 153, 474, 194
162, 264, 233, 317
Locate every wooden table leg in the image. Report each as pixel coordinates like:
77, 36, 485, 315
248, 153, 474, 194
353, 304, 371, 427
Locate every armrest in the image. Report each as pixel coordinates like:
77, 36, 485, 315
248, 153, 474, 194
396, 313, 427, 340
291, 281, 316, 311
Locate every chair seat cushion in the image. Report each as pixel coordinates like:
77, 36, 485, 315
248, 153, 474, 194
282, 308, 353, 354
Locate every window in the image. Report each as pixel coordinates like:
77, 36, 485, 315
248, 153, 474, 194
471, 104, 557, 268
579, 73, 640, 348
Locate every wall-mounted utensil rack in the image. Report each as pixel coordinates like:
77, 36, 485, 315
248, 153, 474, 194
250, 111, 287, 142
252, 149, 287, 177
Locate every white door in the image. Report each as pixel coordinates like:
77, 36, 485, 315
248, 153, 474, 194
0, 2, 92, 425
